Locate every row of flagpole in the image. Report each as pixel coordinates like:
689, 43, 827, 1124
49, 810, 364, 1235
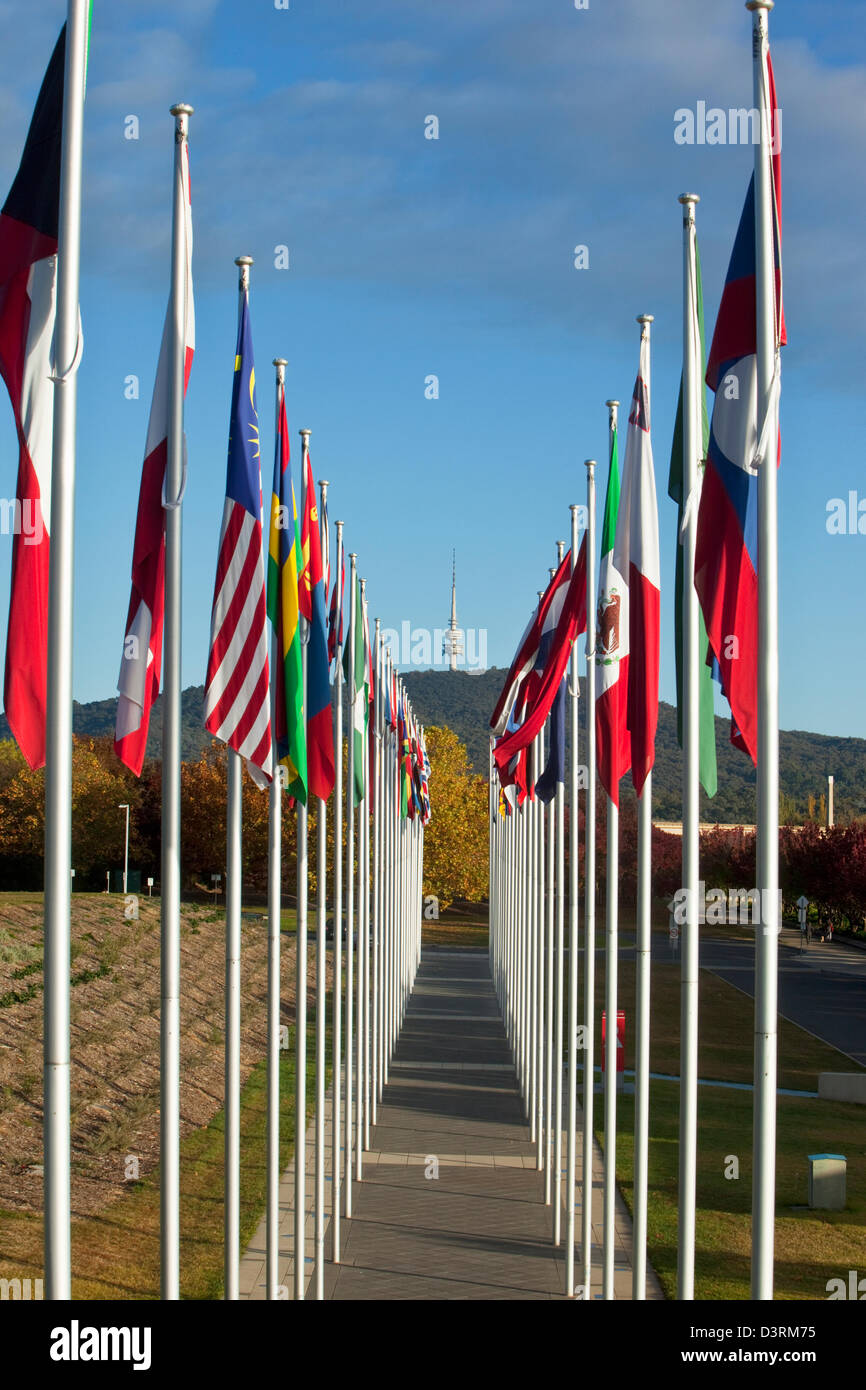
487, 0, 782, 1301
19, 13, 432, 1291
2, 0, 779, 1302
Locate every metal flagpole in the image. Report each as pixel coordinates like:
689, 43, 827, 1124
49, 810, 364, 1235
536, 695, 547, 1171
633, 314, 655, 1301
748, 0, 780, 1302
266, 358, 287, 1300
314, 470, 328, 1301
581, 463, 597, 1297
357, 578, 368, 1172
332, 519, 345, 1261
371, 619, 382, 1127
43, 0, 88, 1301
544, 727, 555, 1206
677, 194, 701, 1302
344, 555, 357, 1218
554, 674, 565, 1245
160, 100, 193, 1302
602, 398, 619, 1303
294, 429, 311, 1300
565, 503, 581, 1297
225, 746, 242, 1303
224, 255, 253, 1302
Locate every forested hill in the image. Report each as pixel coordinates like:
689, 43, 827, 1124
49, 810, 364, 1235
1, 670, 864, 825
400, 668, 866, 825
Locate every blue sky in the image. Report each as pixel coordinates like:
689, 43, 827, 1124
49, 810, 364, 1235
0, 0, 864, 738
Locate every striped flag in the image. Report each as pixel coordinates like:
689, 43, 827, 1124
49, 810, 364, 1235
694, 56, 785, 765
204, 285, 272, 786
0, 28, 65, 769
115, 124, 194, 774
596, 417, 631, 805
614, 330, 660, 797
267, 375, 305, 801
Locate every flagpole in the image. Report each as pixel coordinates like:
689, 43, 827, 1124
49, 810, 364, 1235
566, 503, 581, 1298
314, 468, 327, 1301
266, 357, 287, 1300
677, 195, 701, 1302
372, 617, 382, 1129
344, 555, 357, 1219
602, 397, 619, 1303
332, 519, 345, 1262
581, 461, 597, 1299
633, 314, 655, 1301
160, 100, 193, 1303
43, 0, 88, 1302
544, 569, 557, 1207
294, 427, 312, 1301
357, 576, 368, 1174
747, 0, 780, 1302
224, 255, 254, 1302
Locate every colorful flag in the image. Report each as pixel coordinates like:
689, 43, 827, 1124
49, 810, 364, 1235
668, 233, 717, 798
327, 544, 344, 664
694, 56, 785, 765
493, 538, 587, 787
596, 418, 631, 805
267, 377, 306, 802
490, 554, 574, 738
614, 330, 660, 798
300, 446, 334, 799
0, 28, 65, 769
115, 127, 194, 775
203, 285, 272, 786
534, 678, 565, 804
349, 570, 368, 806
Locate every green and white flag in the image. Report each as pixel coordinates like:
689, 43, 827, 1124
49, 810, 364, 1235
668, 235, 717, 798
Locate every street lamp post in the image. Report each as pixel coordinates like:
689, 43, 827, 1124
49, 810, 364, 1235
118, 804, 130, 895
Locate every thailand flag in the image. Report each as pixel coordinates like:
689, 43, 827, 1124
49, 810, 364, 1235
694, 55, 784, 765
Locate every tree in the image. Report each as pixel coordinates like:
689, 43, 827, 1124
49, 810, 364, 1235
422, 726, 488, 912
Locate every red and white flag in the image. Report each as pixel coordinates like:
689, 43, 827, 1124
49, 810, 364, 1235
613, 329, 660, 798
0, 29, 65, 770
114, 139, 194, 774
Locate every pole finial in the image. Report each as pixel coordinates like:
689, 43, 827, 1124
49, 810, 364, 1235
746, 1, 774, 11
678, 192, 700, 205
299, 428, 311, 438
605, 399, 619, 408
234, 255, 253, 291
273, 356, 288, 367
637, 314, 654, 325
170, 102, 194, 118
318, 479, 330, 488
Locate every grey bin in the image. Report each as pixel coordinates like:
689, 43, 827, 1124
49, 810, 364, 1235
807, 1153, 846, 1210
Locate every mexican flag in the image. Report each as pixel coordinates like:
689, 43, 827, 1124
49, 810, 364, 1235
595, 416, 631, 805
613, 328, 660, 799
668, 235, 717, 797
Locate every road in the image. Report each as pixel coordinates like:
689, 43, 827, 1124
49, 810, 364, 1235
654, 929, 866, 1067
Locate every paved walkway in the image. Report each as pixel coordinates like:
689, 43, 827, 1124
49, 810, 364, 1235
321, 950, 662, 1300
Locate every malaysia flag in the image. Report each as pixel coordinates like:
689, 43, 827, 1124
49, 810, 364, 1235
694, 55, 784, 765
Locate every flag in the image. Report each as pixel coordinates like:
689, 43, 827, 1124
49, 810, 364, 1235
0, 28, 65, 769
349, 570, 368, 806
694, 55, 785, 766
300, 447, 334, 799
534, 678, 565, 804
398, 690, 412, 819
668, 232, 717, 798
614, 330, 660, 798
114, 127, 194, 774
203, 286, 271, 786
320, 482, 330, 596
493, 538, 587, 786
596, 417, 631, 805
490, 554, 575, 738
267, 377, 306, 801
327, 544, 344, 663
